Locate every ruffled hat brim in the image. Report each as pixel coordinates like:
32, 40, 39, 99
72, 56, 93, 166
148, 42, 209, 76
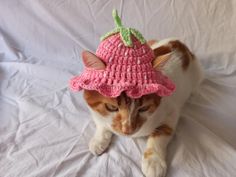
70, 70, 175, 98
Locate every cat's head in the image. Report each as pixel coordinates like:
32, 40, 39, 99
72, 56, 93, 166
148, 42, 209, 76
82, 41, 170, 135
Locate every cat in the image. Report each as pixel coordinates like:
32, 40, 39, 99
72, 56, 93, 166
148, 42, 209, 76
82, 38, 203, 177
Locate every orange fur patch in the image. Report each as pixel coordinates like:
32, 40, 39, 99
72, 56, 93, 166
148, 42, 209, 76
144, 148, 154, 159
151, 124, 173, 137
169, 40, 194, 70
84, 90, 117, 116
112, 113, 123, 132
152, 40, 194, 70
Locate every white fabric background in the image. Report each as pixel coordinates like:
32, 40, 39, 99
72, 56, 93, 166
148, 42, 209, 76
0, 0, 236, 177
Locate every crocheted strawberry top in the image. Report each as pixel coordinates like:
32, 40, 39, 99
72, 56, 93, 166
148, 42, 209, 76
70, 10, 175, 98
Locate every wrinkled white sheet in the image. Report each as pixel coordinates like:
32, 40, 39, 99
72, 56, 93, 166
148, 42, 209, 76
1, 0, 236, 177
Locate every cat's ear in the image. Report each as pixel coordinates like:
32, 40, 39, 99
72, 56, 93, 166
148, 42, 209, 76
147, 40, 158, 47
82, 51, 106, 70
152, 46, 172, 70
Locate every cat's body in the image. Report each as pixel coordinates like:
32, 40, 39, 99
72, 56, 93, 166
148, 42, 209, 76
83, 39, 203, 177
133, 38, 203, 138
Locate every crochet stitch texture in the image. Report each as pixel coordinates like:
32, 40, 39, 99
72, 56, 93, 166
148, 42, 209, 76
70, 10, 175, 98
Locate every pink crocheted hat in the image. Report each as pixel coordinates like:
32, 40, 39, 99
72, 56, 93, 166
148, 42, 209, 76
70, 10, 175, 98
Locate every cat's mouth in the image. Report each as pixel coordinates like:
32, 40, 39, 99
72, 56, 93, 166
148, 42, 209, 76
112, 126, 139, 136
121, 128, 137, 135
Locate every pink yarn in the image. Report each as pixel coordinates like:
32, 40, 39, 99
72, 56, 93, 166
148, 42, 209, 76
70, 34, 175, 98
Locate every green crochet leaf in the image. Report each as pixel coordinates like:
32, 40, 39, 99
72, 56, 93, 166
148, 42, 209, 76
120, 28, 132, 47
101, 9, 147, 47
130, 28, 146, 44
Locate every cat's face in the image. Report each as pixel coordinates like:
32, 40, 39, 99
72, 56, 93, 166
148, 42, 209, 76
84, 90, 161, 135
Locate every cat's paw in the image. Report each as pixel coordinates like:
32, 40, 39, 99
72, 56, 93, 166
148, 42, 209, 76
89, 132, 112, 155
141, 149, 167, 177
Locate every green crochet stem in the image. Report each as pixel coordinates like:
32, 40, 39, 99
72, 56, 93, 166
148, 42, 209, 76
101, 9, 146, 47
113, 9, 122, 28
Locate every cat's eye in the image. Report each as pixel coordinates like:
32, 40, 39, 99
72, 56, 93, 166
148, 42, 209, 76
105, 103, 119, 112
138, 105, 150, 112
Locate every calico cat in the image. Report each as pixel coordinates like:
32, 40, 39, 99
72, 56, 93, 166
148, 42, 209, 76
82, 39, 203, 177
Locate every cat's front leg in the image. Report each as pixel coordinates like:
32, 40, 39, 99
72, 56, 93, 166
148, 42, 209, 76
89, 123, 113, 155
141, 124, 173, 177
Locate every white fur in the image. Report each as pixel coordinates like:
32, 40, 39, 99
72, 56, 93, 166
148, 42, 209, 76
88, 39, 203, 177
89, 125, 112, 155
142, 136, 169, 177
